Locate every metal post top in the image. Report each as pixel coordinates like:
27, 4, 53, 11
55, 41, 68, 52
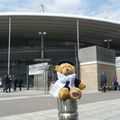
57, 98, 78, 113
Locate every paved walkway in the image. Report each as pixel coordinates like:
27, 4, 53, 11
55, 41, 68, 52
0, 98, 120, 120
0, 89, 99, 98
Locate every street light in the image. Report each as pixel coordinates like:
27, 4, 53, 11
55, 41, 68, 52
38, 32, 47, 59
76, 20, 80, 79
8, 17, 11, 75
104, 39, 112, 49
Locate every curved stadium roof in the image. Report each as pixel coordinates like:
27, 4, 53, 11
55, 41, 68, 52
0, 12, 120, 56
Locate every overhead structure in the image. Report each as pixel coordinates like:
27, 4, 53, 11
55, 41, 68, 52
0, 12, 120, 63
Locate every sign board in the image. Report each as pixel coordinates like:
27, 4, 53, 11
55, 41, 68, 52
116, 57, 120, 68
29, 62, 48, 75
34, 58, 51, 62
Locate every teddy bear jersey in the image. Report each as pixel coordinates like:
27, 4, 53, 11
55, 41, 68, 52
57, 72, 76, 88
49, 72, 76, 97
67, 74, 76, 88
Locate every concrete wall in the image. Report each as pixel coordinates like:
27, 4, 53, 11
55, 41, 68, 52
79, 46, 115, 63
80, 64, 98, 89
79, 46, 115, 90
78, 46, 97, 63
97, 64, 116, 89
116, 68, 120, 83
96, 46, 115, 63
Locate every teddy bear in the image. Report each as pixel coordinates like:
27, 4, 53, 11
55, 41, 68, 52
57, 63, 82, 100
49, 62, 86, 101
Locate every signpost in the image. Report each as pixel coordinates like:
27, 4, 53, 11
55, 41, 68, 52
29, 62, 48, 75
34, 58, 51, 62
28, 62, 48, 92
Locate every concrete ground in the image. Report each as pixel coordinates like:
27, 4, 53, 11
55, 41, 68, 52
0, 89, 119, 120
0, 99, 119, 120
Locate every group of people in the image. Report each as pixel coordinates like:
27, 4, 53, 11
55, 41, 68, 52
2, 74, 23, 93
100, 72, 120, 92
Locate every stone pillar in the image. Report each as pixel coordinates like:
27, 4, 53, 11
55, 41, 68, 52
79, 46, 116, 90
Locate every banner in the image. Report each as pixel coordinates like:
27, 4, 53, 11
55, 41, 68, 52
29, 62, 48, 75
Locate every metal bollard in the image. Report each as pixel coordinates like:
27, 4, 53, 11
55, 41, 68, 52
57, 98, 78, 120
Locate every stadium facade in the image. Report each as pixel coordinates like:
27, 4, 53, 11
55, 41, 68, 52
0, 12, 120, 89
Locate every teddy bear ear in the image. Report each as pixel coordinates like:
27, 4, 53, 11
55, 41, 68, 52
55, 65, 59, 71
55, 65, 62, 73
71, 65, 75, 72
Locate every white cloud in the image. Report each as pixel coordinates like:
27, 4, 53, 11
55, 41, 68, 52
0, 0, 120, 21
0, 0, 40, 12
90, 0, 120, 21
46, 0, 86, 15
45, 0, 120, 21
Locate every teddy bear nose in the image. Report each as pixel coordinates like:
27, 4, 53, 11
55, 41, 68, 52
66, 68, 69, 71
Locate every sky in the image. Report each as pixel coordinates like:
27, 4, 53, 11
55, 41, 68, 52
0, 0, 120, 21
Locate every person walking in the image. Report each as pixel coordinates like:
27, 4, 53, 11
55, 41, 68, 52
2, 75, 7, 92
3, 75, 9, 93
13, 77, 18, 91
8, 74, 12, 92
100, 72, 107, 92
18, 78, 23, 91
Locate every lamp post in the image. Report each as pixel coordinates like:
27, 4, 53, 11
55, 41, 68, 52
104, 39, 112, 49
76, 20, 80, 79
38, 32, 46, 59
8, 17, 11, 75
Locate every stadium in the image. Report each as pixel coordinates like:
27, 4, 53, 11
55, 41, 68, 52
0, 12, 120, 89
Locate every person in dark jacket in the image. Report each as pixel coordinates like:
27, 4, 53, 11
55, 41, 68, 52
112, 77, 118, 90
18, 78, 23, 91
100, 72, 107, 92
2, 75, 8, 92
8, 74, 12, 92
13, 77, 18, 91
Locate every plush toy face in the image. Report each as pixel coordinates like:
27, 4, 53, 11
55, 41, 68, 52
56, 63, 75, 76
